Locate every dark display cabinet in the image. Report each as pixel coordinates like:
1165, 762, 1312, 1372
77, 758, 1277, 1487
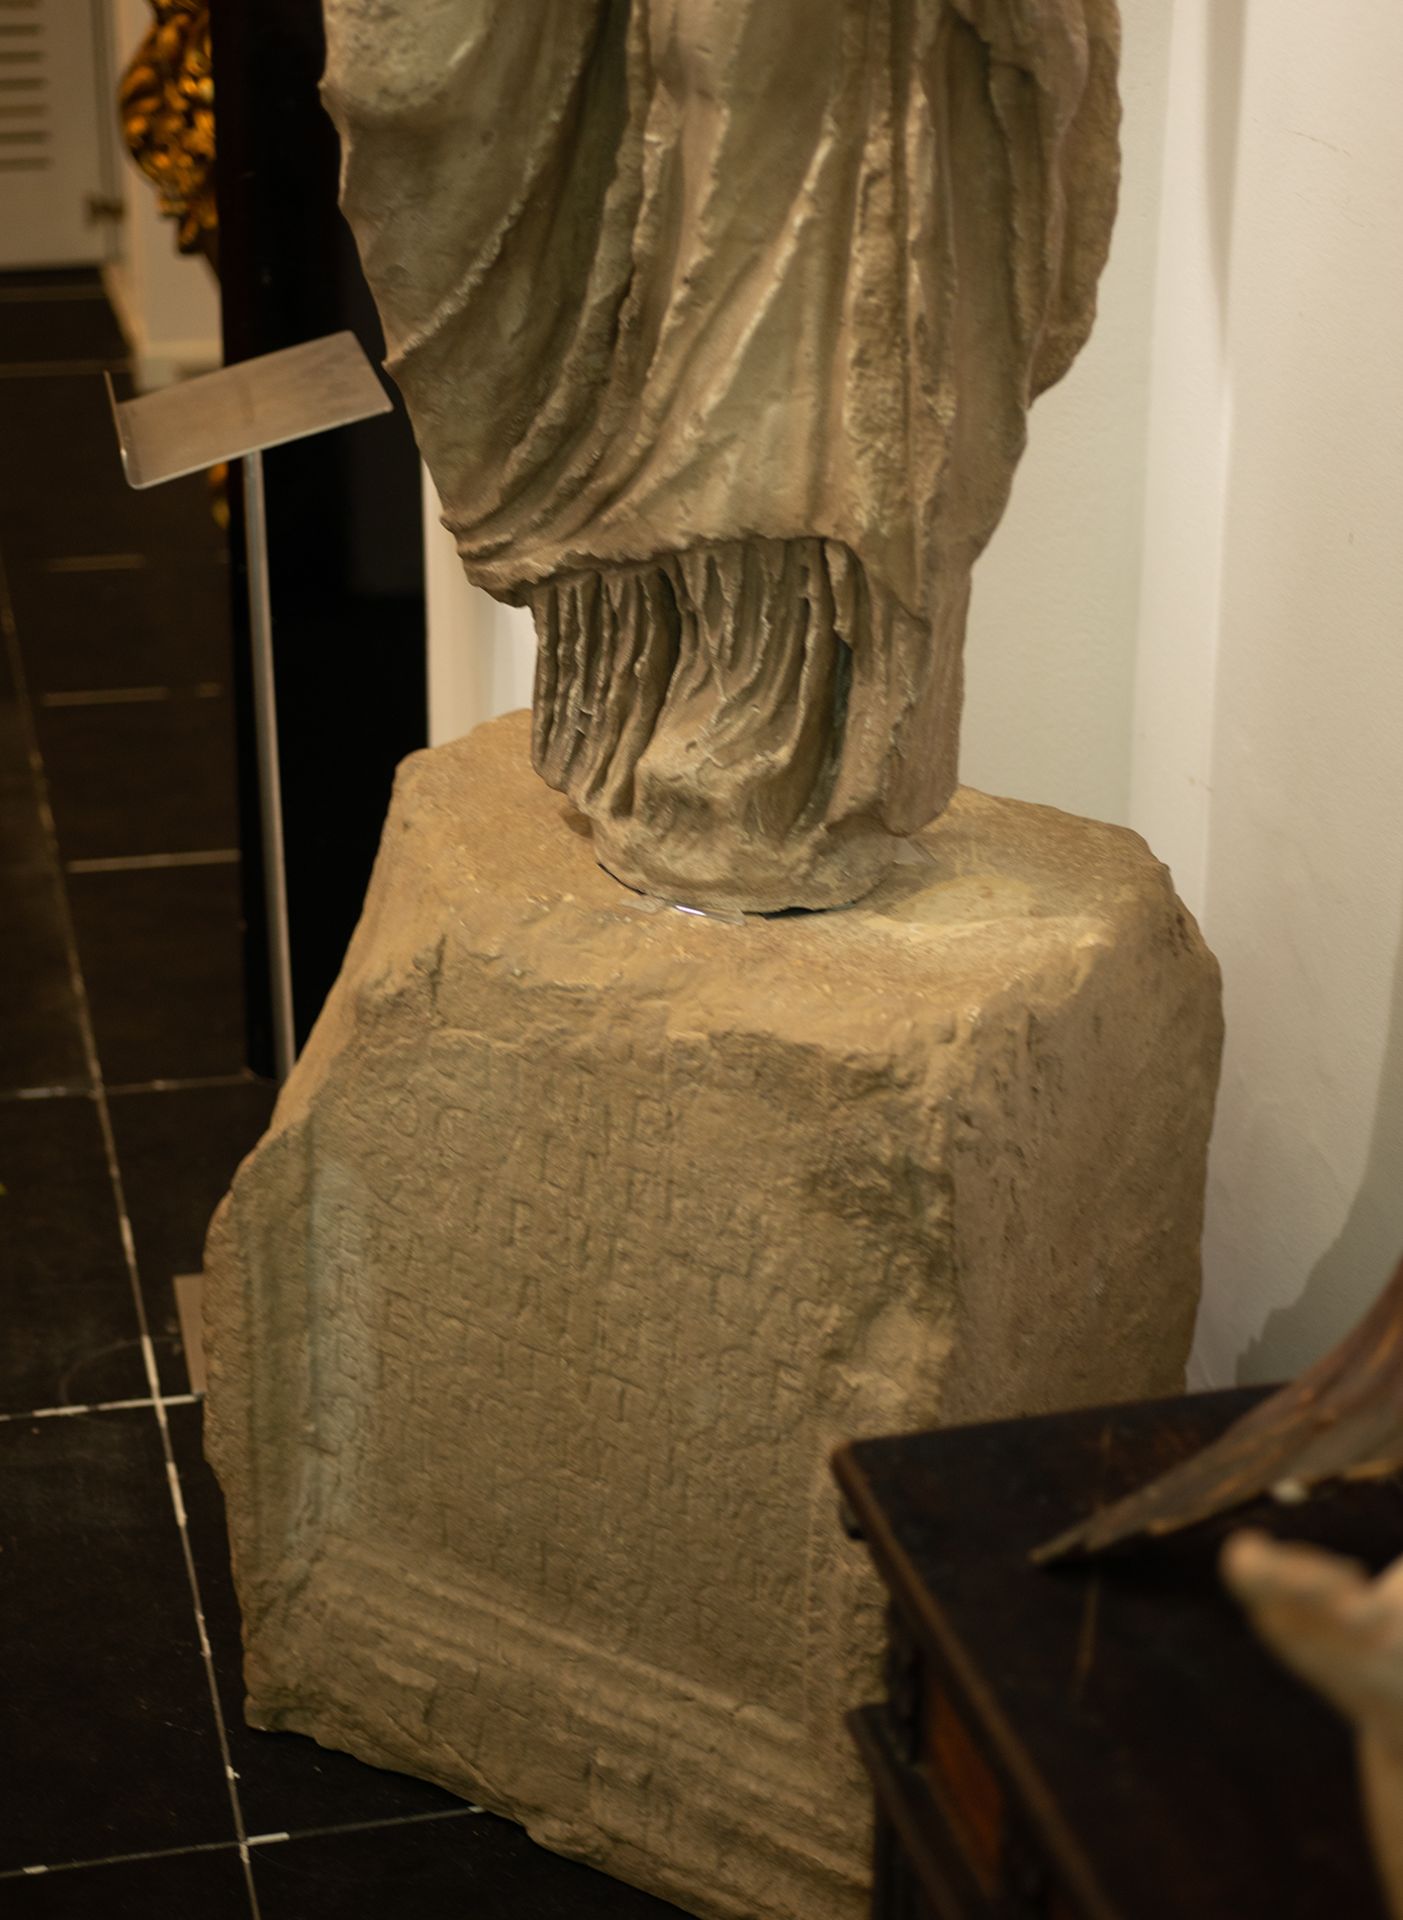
211, 0, 427, 1073
834, 1390, 1393, 1920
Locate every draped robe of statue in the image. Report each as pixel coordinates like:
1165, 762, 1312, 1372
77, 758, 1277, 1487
323, 0, 1120, 911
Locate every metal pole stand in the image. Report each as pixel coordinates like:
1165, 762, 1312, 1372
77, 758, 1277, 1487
105, 332, 393, 1080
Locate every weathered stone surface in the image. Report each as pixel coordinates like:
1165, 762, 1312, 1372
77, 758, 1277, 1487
204, 711, 1221, 1920
321, 0, 1122, 910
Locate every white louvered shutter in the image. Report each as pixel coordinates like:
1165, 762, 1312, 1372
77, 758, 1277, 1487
0, 0, 111, 269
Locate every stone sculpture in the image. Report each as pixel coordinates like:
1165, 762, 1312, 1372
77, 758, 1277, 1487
202, 15, 1213, 1918
1224, 1530, 1403, 1920
321, 0, 1122, 911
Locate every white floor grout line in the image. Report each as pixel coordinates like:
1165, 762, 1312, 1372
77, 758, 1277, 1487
1, 1841, 241, 1883
38, 683, 226, 709
0, 1393, 198, 1426
0, 1806, 485, 1882
0, 1071, 262, 1103
66, 849, 241, 875
0, 551, 263, 1920
0, 1081, 92, 1103
42, 552, 148, 573
39, 685, 172, 707
244, 1807, 487, 1846
106, 1071, 262, 1097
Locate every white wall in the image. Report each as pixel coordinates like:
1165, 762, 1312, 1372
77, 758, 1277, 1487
1124, 0, 1244, 917
423, 473, 534, 748
1178, 1, 1403, 1384
422, 0, 1403, 1390
960, 0, 1173, 826
941, 0, 1403, 1387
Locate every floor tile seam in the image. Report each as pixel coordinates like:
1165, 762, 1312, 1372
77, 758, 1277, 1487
0, 578, 99, 1106
0, 1391, 199, 1425
109, 1071, 264, 1096
239, 1807, 486, 1852
156, 1444, 265, 1920
0, 1081, 93, 1105
66, 849, 241, 876
0, 1806, 485, 1882
38, 681, 225, 707
0, 544, 260, 1911
0, 549, 153, 1333
0, 591, 98, 1104
0, 1071, 261, 1103
39, 684, 175, 706
0, 1837, 240, 1884
40, 553, 148, 573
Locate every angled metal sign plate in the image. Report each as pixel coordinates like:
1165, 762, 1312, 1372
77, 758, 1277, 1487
107, 330, 392, 489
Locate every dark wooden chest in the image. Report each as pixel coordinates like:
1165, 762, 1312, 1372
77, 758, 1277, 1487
834, 1388, 1402, 1920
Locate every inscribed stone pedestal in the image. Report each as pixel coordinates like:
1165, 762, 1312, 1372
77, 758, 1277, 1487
204, 711, 1221, 1920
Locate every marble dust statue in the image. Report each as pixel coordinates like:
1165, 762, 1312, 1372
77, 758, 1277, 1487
205, 13, 1232, 1918
322, 0, 1121, 910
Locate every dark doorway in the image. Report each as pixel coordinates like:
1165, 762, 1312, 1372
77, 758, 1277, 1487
211, 0, 427, 1071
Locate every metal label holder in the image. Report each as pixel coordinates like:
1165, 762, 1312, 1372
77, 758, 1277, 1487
106, 332, 394, 1081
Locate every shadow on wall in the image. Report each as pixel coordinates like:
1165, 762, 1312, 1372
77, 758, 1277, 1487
1196, 0, 1403, 1386
1175, 0, 1243, 1390
1240, 907, 1403, 1382
1204, 0, 1247, 337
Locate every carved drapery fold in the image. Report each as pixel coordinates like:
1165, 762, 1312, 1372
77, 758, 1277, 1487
324, 0, 1120, 908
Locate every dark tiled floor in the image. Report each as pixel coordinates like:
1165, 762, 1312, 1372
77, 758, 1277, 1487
36, 691, 238, 861
0, 636, 89, 1090
0, 285, 128, 365
250, 1815, 683, 1920
0, 1409, 236, 1868
9, 553, 232, 694
4, 1846, 254, 1919
0, 866, 88, 1089
0, 1094, 147, 1413
110, 1083, 278, 1395
67, 861, 247, 1085
0, 273, 686, 1916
